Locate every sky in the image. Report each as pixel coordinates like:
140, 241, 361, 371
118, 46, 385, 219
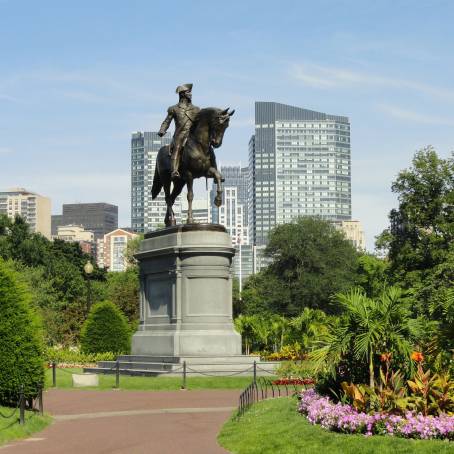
1, 0, 453, 250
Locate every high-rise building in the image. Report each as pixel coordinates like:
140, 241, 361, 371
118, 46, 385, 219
131, 131, 182, 233
181, 196, 211, 224
333, 220, 366, 251
0, 188, 51, 238
211, 165, 249, 246
96, 228, 138, 272
52, 203, 118, 241
249, 102, 351, 245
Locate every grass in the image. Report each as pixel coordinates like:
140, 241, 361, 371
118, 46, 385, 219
218, 397, 454, 454
0, 406, 52, 447
45, 367, 260, 391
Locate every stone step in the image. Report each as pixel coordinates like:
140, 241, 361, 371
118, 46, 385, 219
116, 355, 261, 364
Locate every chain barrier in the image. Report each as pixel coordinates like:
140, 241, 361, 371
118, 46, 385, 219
185, 365, 254, 377
255, 365, 277, 375
0, 395, 22, 419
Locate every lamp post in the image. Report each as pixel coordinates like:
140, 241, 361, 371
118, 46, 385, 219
84, 260, 94, 313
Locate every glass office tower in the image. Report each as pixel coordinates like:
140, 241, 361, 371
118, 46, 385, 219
249, 102, 351, 245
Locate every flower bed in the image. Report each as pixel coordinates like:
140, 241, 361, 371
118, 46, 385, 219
298, 389, 454, 440
272, 378, 315, 386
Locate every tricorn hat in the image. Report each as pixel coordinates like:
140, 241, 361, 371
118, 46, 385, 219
176, 83, 193, 94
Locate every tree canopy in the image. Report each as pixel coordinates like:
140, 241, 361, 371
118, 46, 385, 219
242, 217, 359, 315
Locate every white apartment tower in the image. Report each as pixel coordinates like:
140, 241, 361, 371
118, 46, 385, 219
131, 131, 182, 232
0, 188, 51, 238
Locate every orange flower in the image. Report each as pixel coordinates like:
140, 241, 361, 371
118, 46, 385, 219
380, 353, 391, 362
411, 351, 424, 362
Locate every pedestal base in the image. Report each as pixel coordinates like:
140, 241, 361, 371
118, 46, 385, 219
131, 224, 242, 358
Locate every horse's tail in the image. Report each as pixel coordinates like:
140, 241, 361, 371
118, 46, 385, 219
151, 158, 162, 199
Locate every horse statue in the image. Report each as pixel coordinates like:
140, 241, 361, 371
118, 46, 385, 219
151, 107, 234, 226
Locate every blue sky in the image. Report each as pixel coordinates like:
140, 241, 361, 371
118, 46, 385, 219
1, 0, 453, 249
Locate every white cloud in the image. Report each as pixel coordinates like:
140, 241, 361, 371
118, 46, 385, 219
289, 62, 454, 101
377, 103, 454, 126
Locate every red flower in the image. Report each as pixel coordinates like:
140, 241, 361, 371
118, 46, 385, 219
411, 351, 424, 362
380, 353, 391, 362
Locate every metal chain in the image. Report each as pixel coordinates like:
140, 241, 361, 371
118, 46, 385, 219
0, 395, 22, 419
255, 365, 277, 375
185, 365, 254, 377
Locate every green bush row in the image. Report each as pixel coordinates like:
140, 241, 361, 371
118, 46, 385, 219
0, 260, 45, 403
44, 347, 116, 365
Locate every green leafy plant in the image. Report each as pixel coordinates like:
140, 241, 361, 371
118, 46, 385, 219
44, 346, 116, 365
0, 259, 45, 404
80, 301, 131, 354
403, 365, 454, 416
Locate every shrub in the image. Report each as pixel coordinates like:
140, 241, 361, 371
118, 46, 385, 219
276, 360, 315, 379
44, 346, 116, 365
0, 260, 45, 404
80, 301, 131, 354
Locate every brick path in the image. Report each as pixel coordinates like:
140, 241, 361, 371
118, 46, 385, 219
0, 389, 239, 453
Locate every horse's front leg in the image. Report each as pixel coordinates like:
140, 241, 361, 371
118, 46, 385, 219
163, 179, 175, 227
209, 167, 223, 207
186, 173, 194, 223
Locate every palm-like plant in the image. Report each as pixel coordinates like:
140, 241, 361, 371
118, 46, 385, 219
289, 307, 329, 351
234, 315, 256, 355
311, 287, 421, 387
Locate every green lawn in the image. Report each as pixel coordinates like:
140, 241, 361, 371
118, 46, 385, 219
45, 367, 260, 391
218, 397, 454, 454
0, 406, 52, 447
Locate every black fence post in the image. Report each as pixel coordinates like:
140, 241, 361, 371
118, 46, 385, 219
181, 361, 187, 390
115, 360, 120, 388
253, 360, 257, 384
52, 361, 57, 387
19, 385, 25, 425
38, 385, 44, 416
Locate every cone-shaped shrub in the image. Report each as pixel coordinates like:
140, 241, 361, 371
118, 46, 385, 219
0, 259, 45, 405
80, 301, 131, 354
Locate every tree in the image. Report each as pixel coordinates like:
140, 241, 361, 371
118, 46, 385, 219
0, 214, 107, 345
80, 301, 131, 354
261, 217, 359, 315
124, 234, 143, 268
105, 269, 140, 323
354, 254, 389, 298
377, 147, 454, 317
241, 270, 291, 315
0, 259, 45, 404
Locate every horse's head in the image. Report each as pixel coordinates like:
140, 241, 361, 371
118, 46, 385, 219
209, 107, 235, 148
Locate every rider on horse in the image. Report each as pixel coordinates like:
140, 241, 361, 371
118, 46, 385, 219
158, 83, 217, 181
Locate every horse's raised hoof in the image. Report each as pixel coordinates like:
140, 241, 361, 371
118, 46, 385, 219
214, 195, 222, 207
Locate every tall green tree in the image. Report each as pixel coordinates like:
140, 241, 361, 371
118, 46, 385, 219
376, 147, 454, 324
250, 217, 359, 315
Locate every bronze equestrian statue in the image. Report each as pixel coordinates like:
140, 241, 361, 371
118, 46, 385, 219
152, 83, 234, 226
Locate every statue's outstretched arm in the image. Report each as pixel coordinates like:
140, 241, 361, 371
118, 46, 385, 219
158, 108, 173, 136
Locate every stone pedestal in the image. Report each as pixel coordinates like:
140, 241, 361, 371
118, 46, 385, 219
131, 224, 242, 357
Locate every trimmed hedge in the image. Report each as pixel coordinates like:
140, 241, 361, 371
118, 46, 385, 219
0, 260, 45, 404
44, 347, 116, 365
80, 301, 131, 354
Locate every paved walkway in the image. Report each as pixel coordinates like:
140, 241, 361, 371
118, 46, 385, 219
1, 389, 240, 453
